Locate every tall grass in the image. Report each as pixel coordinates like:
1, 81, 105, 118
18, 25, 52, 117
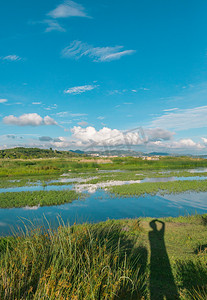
0, 221, 146, 299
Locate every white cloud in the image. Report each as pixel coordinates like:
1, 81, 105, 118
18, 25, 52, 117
71, 126, 144, 147
62, 40, 136, 62
163, 108, 178, 112
70, 113, 87, 117
44, 115, 58, 125
68, 126, 183, 147
0, 99, 8, 103
32, 102, 42, 105
202, 137, 207, 144
44, 19, 66, 32
64, 84, 98, 94
3, 113, 57, 126
48, 1, 90, 18
149, 139, 204, 150
151, 106, 207, 131
1, 55, 22, 61
140, 87, 150, 91
146, 128, 175, 141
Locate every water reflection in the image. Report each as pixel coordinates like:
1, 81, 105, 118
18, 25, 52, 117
1, 190, 207, 236
1, 175, 207, 194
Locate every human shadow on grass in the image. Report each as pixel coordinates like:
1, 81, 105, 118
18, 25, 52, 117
149, 219, 180, 300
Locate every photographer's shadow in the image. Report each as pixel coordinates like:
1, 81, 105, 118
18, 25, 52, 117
149, 220, 179, 300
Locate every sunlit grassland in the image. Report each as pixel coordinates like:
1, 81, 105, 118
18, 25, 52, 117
0, 190, 83, 208
109, 179, 207, 197
1, 156, 207, 178
0, 215, 207, 299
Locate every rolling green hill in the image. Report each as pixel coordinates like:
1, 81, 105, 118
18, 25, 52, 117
0, 147, 83, 159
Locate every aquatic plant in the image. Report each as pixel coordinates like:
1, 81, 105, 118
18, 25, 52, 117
0, 190, 83, 208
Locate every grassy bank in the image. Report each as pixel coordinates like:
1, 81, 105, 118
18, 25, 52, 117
0, 215, 207, 299
109, 179, 207, 196
0, 190, 83, 208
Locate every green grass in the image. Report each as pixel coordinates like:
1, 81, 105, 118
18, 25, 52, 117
0, 221, 146, 299
1, 156, 207, 178
109, 179, 207, 196
0, 215, 207, 299
0, 190, 83, 208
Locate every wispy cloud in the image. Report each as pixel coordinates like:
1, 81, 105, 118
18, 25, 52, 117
78, 121, 88, 126
1, 55, 22, 62
48, 1, 90, 18
62, 40, 136, 62
140, 87, 150, 91
32, 102, 42, 105
151, 105, 207, 131
3, 113, 57, 126
0, 99, 8, 103
56, 111, 87, 117
163, 108, 178, 112
44, 19, 66, 32
64, 84, 98, 94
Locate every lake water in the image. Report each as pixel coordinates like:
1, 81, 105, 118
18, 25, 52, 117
0, 189, 207, 236
1, 175, 207, 194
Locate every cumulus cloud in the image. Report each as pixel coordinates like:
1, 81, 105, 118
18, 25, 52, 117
48, 1, 90, 18
69, 126, 176, 148
0, 99, 8, 103
151, 106, 207, 130
64, 84, 98, 94
70, 126, 144, 147
1, 55, 22, 61
62, 40, 136, 62
3, 113, 57, 126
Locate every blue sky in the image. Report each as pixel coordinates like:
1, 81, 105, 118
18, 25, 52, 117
1, 0, 207, 153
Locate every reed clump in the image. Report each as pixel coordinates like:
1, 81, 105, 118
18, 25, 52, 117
0, 222, 146, 299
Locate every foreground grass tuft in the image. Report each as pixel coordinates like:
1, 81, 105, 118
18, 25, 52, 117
0, 221, 146, 299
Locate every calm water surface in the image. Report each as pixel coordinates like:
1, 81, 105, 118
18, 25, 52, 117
1, 175, 207, 193
0, 189, 207, 236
